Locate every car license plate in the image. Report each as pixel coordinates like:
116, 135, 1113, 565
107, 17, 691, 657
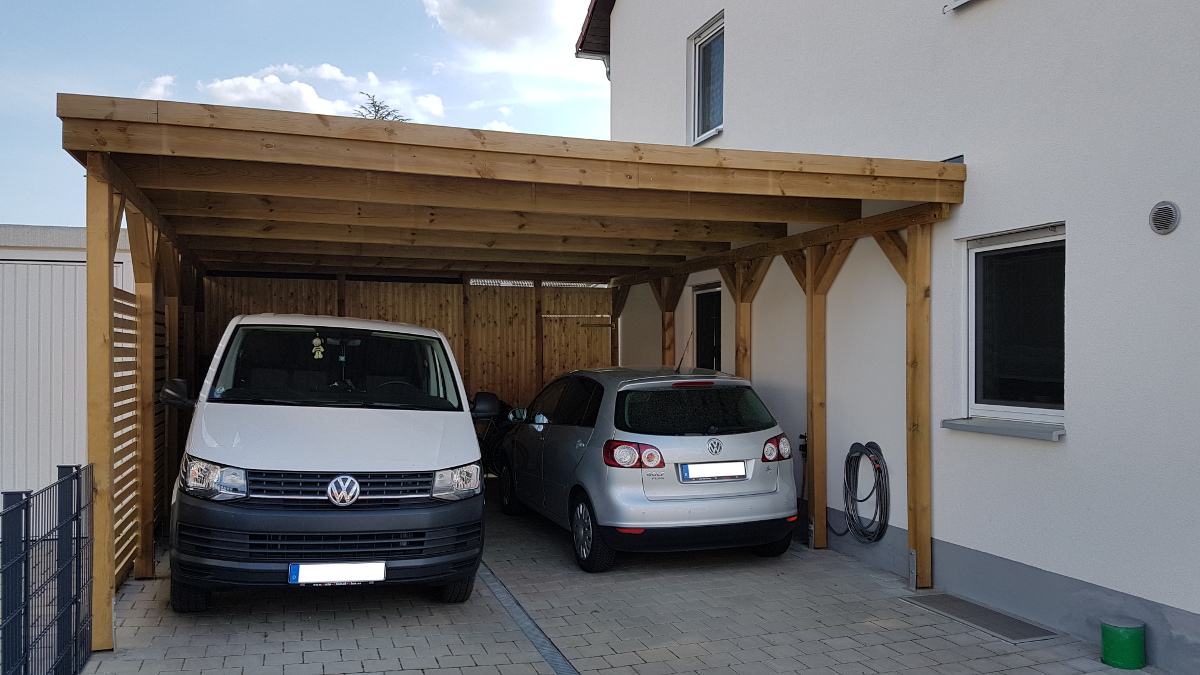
288, 562, 386, 585
680, 461, 746, 481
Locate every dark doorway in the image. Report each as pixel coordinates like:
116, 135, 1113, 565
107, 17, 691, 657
695, 286, 721, 371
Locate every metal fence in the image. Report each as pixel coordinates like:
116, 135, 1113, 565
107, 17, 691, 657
1, 465, 94, 675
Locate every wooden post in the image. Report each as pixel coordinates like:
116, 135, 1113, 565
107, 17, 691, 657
650, 276, 686, 367
336, 273, 347, 317
906, 222, 933, 588
533, 281, 545, 389
610, 286, 630, 367
719, 257, 771, 380
805, 246, 828, 549
85, 153, 117, 651
125, 210, 157, 580
461, 275, 472, 395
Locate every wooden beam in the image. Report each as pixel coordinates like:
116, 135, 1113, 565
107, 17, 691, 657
534, 281, 545, 390
806, 245, 828, 550
781, 250, 807, 293
611, 203, 950, 287
718, 257, 772, 379
64, 116, 964, 203
114, 154, 862, 224
906, 222, 933, 588
650, 276, 687, 366
813, 238, 855, 295
201, 260, 617, 284
125, 209, 157, 579
610, 285, 630, 367
149, 191, 790, 243
873, 230, 908, 280
85, 153, 116, 651
461, 276, 473, 395
172, 216, 728, 257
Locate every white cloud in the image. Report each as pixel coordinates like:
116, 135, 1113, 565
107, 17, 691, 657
137, 75, 176, 100
416, 94, 445, 117
498, 106, 512, 116
198, 74, 348, 115
484, 120, 519, 133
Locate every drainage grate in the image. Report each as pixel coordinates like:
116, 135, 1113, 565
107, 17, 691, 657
904, 594, 1057, 643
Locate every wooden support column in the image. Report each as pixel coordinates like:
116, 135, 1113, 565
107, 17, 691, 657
461, 275, 473, 395
906, 222, 933, 588
804, 246, 828, 549
719, 257, 772, 379
125, 209, 157, 580
85, 153, 117, 651
650, 276, 687, 366
610, 286, 630, 367
534, 281, 545, 389
336, 274, 347, 317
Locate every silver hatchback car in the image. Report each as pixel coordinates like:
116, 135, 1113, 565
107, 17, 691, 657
496, 367, 798, 572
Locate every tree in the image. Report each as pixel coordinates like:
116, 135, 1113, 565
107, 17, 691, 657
353, 92, 411, 122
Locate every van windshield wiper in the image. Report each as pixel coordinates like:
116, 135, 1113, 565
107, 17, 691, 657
210, 397, 311, 406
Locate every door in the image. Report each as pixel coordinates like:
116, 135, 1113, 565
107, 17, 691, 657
541, 377, 603, 519
510, 379, 567, 506
695, 288, 721, 371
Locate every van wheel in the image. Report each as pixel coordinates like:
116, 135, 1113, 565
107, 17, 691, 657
438, 575, 475, 603
170, 578, 211, 613
752, 533, 793, 557
570, 496, 617, 573
499, 464, 526, 516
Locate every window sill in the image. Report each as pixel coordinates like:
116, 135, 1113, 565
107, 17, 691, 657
940, 417, 1065, 442
692, 126, 723, 146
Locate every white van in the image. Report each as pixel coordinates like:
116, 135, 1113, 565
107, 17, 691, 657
160, 314, 498, 611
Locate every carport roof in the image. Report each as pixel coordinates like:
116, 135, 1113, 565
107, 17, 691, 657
59, 94, 964, 284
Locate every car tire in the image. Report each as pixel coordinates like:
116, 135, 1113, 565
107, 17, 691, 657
498, 464, 526, 516
752, 533, 793, 557
170, 577, 211, 613
437, 575, 476, 603
570, 496, 617, 573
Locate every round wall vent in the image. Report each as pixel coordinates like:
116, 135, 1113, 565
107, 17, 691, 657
1150, 201, 1180, 235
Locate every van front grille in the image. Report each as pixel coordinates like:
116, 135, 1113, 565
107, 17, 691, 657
176, 522, 482, 561
246, 470, 435, 507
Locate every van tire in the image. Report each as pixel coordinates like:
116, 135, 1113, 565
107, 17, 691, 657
752, 533, 793, 557
498, 464, 526, 516
438, 575, 475, 603
570, 496, 617, 573
170, 578, 211, 613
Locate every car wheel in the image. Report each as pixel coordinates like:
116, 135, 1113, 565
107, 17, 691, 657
570, 496, 617, 573
170, 577, 211, 613
752, 533, 793, 557
499, 464, 526, 516
437, 575, 475, 603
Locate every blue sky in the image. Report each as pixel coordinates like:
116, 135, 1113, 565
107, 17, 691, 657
0, 0, 610, 226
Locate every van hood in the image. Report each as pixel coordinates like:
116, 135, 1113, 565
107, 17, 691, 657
185, 402, 480, 472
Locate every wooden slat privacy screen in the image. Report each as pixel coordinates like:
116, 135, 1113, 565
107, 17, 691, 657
111, 287, 140, 584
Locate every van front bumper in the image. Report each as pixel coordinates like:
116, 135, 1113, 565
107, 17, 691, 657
170, 493, 483, 589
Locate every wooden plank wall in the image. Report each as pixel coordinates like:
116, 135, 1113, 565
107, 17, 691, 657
344, 281, 464, 357
111, 287, 140, 585
203, 277, 337, 354
466, 283, 538, 407
153, 305, 169, 528
542, 285, 612, 382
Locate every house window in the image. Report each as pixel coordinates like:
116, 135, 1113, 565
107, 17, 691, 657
690, 13, 724, 144
968, 226, 1065, 423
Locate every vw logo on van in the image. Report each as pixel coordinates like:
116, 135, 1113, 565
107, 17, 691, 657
326, 475, 361, 506
708, 439, 723, 455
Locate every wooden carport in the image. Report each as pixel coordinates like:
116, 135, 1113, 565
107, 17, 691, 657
60, 94, 964, 649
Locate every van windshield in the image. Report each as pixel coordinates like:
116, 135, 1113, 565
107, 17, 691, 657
614, 385, 776, 436
208, 325, 462, 411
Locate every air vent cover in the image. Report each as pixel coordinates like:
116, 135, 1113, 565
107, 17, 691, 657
1150, 201, 1180, 235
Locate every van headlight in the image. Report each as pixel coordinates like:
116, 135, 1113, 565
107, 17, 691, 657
431, 462, 482, 501
181, 455, 247, 501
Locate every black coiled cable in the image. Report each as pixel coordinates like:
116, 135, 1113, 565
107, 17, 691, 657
827, 442, 890, 544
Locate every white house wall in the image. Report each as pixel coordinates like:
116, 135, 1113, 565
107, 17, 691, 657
607, 0, 1200, 667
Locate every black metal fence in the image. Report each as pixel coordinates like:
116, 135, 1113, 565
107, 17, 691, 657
1, 465, 93, 675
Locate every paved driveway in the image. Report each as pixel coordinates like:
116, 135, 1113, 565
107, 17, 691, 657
92, 486, 1158, 675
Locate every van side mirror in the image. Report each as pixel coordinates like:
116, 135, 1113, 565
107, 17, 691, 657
159, 379, 195, 408
471, 392, 502, 420
508, 408, 528, 423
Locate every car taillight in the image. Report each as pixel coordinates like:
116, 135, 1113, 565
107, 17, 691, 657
762, 434, 792, 462
604, 440, 664, 468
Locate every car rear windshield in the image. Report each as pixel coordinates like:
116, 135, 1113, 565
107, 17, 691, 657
614, 385, 776, 436
208, 324, 461, 411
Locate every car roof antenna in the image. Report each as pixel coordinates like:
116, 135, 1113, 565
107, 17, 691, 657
675, 330, 694, 374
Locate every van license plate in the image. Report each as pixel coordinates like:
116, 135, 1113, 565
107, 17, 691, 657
289, 562, 386, 584
681, 461, 746, 481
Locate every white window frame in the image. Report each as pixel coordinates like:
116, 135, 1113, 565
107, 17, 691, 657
688, 12, 724, 145
967, 225, 1065, 424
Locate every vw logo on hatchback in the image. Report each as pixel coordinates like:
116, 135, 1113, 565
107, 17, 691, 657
327, 475, 360, 506
708, 438, 723, 455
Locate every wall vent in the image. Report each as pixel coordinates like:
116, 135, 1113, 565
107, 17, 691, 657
1150, 201, 1180, 235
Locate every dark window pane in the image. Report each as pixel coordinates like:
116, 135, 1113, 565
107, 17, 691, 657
528, 380, 567, 419
579, 379, 604, 428
698, 31, 724, 134
553, 378, 592, 426
695, 291, 721, 370
975, 241, 1065, 409
615, 385, 775, 436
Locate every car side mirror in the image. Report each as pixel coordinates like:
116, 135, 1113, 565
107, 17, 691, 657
533, 413, 550, 425
508, 408, 528, 422
159, 379, 195, 408
471, 392, 502, 420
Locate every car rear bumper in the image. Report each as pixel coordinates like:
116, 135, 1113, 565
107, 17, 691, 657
599, 516, 796, 552
170, 492, 483, 589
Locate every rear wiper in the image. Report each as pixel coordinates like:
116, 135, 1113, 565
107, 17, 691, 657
706, 425, 757, 435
